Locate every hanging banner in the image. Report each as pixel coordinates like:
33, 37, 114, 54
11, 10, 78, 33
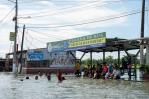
47, 32, 106, 52
47, 40, 68, 52
67, 32, 106, 51
49, 51, 76, 67
27, 48, 48, 61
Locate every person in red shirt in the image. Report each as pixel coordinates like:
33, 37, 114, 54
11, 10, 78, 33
101, 62, 109, 78
57, 69, 62, 83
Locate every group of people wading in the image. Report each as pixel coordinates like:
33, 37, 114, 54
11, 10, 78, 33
75, 62, 122, 80
22, 70, 65, 83
23, 58, 132, 82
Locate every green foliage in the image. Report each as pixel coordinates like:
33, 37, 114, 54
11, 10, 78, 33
121, 54, 140, 64
105, 56, 113, 64
81, 54, 140, 68
81, 55, 117, 67
81, 58, 98, 67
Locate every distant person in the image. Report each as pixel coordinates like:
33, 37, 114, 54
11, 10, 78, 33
75, 62, 81, 77
105, 64, 113, 79
121, 58, 127, 75
101, 62, 108, 77
26, 76, 29, 79
81, 70, 85, 78
62, 76, 66, 80
38, 71, 42, 76
47, 73, 51, 81
113, 66, 121, 79
35, 75, 38, 80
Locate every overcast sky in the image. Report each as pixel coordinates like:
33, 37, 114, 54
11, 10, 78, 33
0, 0, 149, 58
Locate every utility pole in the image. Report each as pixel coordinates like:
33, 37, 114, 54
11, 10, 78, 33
18, 25, 25, 74
140, 0, 145, 66
13, 0, 18, 73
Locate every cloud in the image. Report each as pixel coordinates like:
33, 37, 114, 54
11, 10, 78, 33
0, 5, 11, 19
0, 4, 14, 57
22, 26, 90, 50
0, 0, 128, 58
18, 0, 126, 28
16, 0, 127, 49
56, 7, 127, 28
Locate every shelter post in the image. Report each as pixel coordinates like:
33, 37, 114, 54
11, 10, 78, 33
134, 49, 140, 80
80, 52, 86, 61
69, 51, 77, 67
90, 51, 93, 68
103, 49, 105, 62
133, 55, 137, 80
118, 48, 121, 67
140, 0, 145, 66
124, 49, 130, 57
80, 52, 86, 68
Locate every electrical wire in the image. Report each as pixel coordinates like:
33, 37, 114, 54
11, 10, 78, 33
18, 8, 142, 26
18, 1, 120, 18
25, 9, 149, 29
24, 30, 34, 49
27, 29, 65, 40
0, 2, 13, 5
23, 29, 47, 49
0, 6, 15, 25
13, 0, 107, 3
18, 1, 102, 17
27, 32, 48, 43
24, 29, 30, 49
7, 0, 15, 3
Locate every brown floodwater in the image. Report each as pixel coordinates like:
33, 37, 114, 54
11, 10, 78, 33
0, 72, 149, 99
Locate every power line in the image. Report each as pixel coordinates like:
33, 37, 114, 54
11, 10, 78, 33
27, 29, 65, 40
25, 36, 45, 49
24, 30, 37, 49
23, 29, 30, 49
14, 0, 139, 2
25, 9, 149, 29
27, 32, 48, 43
18, 1, 102, 17
18, 0, 120, 18
13, 0, 108, 3
19, 9, 142, 26
0, 2, 13, 5
0, 6, 15, 25
7, 0, 15, 3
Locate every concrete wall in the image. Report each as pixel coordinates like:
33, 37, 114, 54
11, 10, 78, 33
22, 67, 75, 74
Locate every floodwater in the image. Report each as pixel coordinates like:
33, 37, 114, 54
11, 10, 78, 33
0, 72, 149, 99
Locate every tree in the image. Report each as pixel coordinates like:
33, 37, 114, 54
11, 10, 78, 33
105, 56, 114, 64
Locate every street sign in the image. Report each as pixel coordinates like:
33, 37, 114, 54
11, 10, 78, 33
9, 32, 15, 41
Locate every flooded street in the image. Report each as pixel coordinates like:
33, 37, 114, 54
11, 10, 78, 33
0, 72, 149, 99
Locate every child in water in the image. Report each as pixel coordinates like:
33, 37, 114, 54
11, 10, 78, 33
47, 73, 51, 81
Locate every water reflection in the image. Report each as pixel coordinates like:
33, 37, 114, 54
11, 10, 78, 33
0, 72, 149, 99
